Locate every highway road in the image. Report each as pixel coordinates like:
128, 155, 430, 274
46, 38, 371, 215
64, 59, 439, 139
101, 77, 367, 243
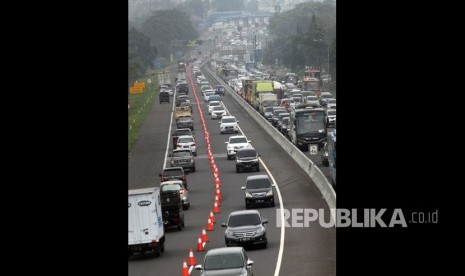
128, 66, 335, 275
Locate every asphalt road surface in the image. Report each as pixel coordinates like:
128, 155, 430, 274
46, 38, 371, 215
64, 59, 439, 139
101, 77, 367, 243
128, 66, 335, 276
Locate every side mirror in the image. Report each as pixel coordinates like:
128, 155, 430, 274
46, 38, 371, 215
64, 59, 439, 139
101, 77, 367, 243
225, 142, 229, 144
218, 122, 221, 124
262, 219, 269, 225
257, 154, 261, 157
241, 186, 246, 190
236, 121, 239, 123
248, 140, 252, 143
194, 264, 203, 270
272, 184, 276, 187
247, 260, 254, 266
221, 222, 227, 228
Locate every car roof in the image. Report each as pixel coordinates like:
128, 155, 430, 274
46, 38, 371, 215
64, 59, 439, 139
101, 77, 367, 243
229, 135, 246, 140
160, 180, 183, 185
229, 209, 260, 216
206, 247, 244, 256
222, 116, 235, 119
209, 101, 221, 105
163, 167, 184, 171
175, 128, 191, 132
246, 174, 270, 181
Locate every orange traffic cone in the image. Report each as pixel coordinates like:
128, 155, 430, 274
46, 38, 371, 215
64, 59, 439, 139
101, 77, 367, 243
207, 218, 214, 231
182, 259, 189, 276
202, 227, 209, 242
188, 248, 196, 266
213, 166, 220, 177
216, 187, 222, 200
213, 201, 220, 214
209, 211, 216, 224
214, 177, 220, 186
210, 159, 215, 168
197, 236, 204, 252
215, 195, 221, 206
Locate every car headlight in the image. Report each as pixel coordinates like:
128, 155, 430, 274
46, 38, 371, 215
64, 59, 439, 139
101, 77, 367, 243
266, 190, 273, 196
226, 230, 233, 236
245, 192, 253, 198
318, 129, 325, 133
255, 226, 265, 235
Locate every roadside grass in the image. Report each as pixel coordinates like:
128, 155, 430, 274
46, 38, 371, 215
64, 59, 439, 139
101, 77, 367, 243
128, 72, 158, 154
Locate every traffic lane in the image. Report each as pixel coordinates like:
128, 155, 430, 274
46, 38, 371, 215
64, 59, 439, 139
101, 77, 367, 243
202, 72, 336, 275
129, 80, 218, 275
192, 87, 281, 276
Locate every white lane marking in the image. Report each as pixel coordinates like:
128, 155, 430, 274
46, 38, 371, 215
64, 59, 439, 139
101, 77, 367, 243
189, 266, 194, 274
163, 86, 177, 169
260, 158, 286, 276
216, 86, 286, 276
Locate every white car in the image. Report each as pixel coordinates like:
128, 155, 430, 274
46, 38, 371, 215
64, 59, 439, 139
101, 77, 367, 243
305, 95, 320, 107
219, 116, 239, 134
326, 108, 336, 127
204, 91, 215, 102
208, 101, 222, 114
326, 98, 337, 109
225, 135, 252, 159
211, 105, 227, 119
176, 135, 197, 155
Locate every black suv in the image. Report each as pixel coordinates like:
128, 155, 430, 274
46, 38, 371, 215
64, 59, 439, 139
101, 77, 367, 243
236, 148, 259, 172
159, 167, 188, 189
170, 149, 196, 172
221, 210, 268, 248
176, 116, 194, 130
159, 91, 170, 104
241, 175, 276, 208
172, 128, 193, 148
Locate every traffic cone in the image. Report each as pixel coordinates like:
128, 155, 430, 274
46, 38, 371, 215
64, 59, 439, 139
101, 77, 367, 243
188, 248, 196, 266
216, 187, 222, 200
213, 201, 220, 214
214, 177, 220, 186
209, 211, 216, 223
207, 218, 214, 231
210, 159, 215, 168
197, 236, 204, 252
213, 166, 220, 177
182, 259, 189, 276
202, 227, 209, 242
215, 195, 221, 206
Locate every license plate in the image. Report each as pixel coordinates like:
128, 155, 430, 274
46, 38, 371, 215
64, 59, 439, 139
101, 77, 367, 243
256, 200, 264, 203
240, 238, 250, 242
244, 165, 251, 168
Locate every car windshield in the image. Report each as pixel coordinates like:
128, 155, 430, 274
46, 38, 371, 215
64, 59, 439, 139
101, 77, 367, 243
210, 102, 221, 107
247, 178, 271, 189
161, 183, 182, 192
230, 137, 247, 144
213, 106, 224, 111
163, 170, 182, 177
222, 118, 236, 123
204, 253, 244, 270
236, 149, 257, 158
282, 118, 290, 124
172, 151, 191, 157
322, 94, 332, 99
307, 96, 318, 100
265, 107, 274, 113
328, 99, 336, 104
178, 137, 194, 143
328, 110, 336, 116
228, 213, 261, 227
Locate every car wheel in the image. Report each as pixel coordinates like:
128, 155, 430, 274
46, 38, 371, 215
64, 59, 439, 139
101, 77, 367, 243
160, 240, 165, 253
256, 165, 260, 172
227, 155, 230, 160
262, 240, 268, 249
271, 201, 275, 207
236, 167, 240, 173
245, 202, 250, 209
153, 245, 162, 257
192, 167, 196, 172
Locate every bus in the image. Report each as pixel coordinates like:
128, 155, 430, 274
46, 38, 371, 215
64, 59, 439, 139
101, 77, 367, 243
288, 107, 327, 151
327, 129, 336, 187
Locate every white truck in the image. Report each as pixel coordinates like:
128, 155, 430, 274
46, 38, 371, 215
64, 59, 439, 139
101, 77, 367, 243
128, 187, 165, 258
158, 70, 171, 87
258, 93, 278, 115
176, 71, 186, 82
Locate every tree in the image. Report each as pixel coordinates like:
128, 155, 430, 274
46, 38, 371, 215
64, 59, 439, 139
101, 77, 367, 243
213, 0, 244, 12
245, 0, 259, 12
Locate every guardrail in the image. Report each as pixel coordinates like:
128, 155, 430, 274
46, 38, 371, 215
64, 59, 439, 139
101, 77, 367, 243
202, 64, 336, 211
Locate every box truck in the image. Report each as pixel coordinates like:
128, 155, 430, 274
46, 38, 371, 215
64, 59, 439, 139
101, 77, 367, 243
128, 187, 165, 258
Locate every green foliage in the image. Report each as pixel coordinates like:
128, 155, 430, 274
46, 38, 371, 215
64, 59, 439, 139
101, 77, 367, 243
264, 0, 336, 80
213, 0, 244, 12
129, 28, 157, 83
141, 9, 199, 58
177, 0, 205, 20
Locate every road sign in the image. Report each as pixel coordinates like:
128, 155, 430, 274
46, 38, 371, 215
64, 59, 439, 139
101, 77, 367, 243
130, 87, 143, 94
309, 145, 318, 155
147, 79, 152, 84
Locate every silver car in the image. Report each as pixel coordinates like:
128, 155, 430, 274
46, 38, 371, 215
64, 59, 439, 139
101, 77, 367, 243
195, 247, 254, 276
